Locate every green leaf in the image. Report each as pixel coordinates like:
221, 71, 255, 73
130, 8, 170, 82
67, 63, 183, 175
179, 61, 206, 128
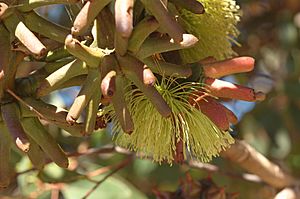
38, 163, 84, 183
62, 174, 147, 199
17, 171, 39, 197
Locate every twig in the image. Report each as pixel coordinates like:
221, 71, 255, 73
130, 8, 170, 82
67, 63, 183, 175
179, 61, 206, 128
16, 168, 36, 176
67, 145, 116, 157
86, 165, 114, 178
51, 188, 60, 199
69, 144, 265, 184
7, 89, 84, 135
16, 139, 282, 186
15, 145, 116, 176
187, 159, 263, 184
6, 88, 45, 119
81, 156, 133, 199
16, 139, 296, 189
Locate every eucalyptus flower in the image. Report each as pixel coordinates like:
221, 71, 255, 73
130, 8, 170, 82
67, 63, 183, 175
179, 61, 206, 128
104, 77, 234, 164
178, 0, 241, 63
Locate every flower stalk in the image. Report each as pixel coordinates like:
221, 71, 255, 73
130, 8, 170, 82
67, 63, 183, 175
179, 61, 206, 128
111, 74, 134, 134
21, 117, 69, 168
1, 102, 30, 152
20, 98, 85, 137
143, 57, 192, 78
170, 0, 205, 14
140, 0, 184, 43
128, 16, 159, 54
23, 11, 69, 43
71, 0, 112, 36
136, 34, 198, 59
95, 7, 115, 49
117, 54, 172, 118
114, 0, 134, 55
1, 3, 46, 58
67, 68, 100, 125
65, 35, 105, 68
0, 122, 12, 188
27, 136, 46, 170
36, 59, 87, 97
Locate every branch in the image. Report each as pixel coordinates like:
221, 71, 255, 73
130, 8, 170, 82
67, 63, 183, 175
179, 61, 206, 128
17, 139, 298, 193
15, 145, 116, 176
67, 145, 116, 157
221, 140, 297, 188
187, 159, 263, 184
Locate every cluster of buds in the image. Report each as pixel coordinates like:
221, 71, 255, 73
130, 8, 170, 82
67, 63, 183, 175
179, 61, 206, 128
0, 0, 265, 188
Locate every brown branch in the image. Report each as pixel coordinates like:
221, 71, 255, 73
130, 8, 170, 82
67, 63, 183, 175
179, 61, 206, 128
81, 156, 133, 199
15, 143, 257, 185
187, 159, 263, 184
15, 145, 116, 176
6, 88, 46, 119
221, 140, 297, 189
51, 188, 60, 199
67, 145, 116, 157
16, 138, 298, 192
86, 165, 114, 178
66, 144, 268, 185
